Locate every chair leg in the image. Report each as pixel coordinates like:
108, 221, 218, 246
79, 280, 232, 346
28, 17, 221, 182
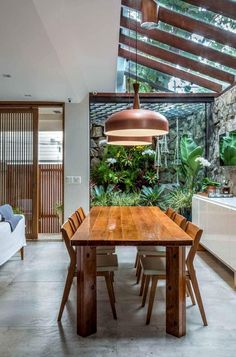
186, 279, 196, 305
140, 274, 146, 296
109, 272, 116, 303
142, 275, 150, 307
136, 257, 141, 276
146, 276, 158, 325
186, 284, 190, 297
104, 272, 117, 320
189, 270, 208, 326
134, 252, 138, 268
58, 263, 75, 321
136, 261, 142, 284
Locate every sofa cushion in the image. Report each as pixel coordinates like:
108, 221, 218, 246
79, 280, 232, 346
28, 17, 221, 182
0, 204, 22, 232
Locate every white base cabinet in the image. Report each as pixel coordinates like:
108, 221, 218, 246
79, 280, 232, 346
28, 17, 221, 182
192, 195, 236, 287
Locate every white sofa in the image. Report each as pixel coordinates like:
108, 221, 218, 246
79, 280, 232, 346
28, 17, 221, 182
0, 215, 26, 266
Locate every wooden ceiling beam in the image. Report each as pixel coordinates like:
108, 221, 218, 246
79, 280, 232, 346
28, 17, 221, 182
120, 33, 234, 84
181, 0, 236, 21
121, 16, 236, 70
122, 0, 236, 48
119, 47, 222, 93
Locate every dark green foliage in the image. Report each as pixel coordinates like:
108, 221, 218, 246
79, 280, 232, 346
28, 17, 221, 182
220, 132, 236, 166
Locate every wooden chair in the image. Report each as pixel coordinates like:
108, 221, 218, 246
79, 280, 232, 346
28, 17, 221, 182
140, 221, 207, 326
68, 212, 81, 232
165, 207, 176, 220
134, 208, 177, 272
58, 221, 118, 322
173, 213, 187, 230
135, 209, 179, 285
75, 207, 86, 222
74, 207, 116, 256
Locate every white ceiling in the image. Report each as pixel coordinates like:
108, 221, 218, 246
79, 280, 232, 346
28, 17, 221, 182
0, 0, 121, 102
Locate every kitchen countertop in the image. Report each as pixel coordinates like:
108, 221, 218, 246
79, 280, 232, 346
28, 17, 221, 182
193, 194, 236, 210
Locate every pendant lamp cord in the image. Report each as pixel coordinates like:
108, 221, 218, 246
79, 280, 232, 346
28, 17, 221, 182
128, 9, 131, 107
135, 11, 138, 83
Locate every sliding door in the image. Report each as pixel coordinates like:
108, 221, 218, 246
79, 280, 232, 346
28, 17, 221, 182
0, 108, 39, 239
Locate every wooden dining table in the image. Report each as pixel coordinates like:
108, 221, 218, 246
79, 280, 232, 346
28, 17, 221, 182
71, 206, 193, 338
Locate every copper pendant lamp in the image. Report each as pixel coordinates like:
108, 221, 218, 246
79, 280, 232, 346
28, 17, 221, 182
105, 82, 169, 137
105, 4, 168, 141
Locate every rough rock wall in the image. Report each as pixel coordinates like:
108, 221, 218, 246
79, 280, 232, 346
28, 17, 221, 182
209, 85, 236, 194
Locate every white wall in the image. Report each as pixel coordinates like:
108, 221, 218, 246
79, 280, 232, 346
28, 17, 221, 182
64, 96, 90, 219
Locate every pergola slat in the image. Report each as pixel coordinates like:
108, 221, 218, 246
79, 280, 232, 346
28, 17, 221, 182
121, 16, 236, 70
122, 0, 236, 48
119, 47, 222, 93
120, 33, 234, 84
181, 0, 236, 21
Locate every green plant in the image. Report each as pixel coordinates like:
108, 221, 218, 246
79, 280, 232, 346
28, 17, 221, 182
140, 185, 164, 206
110, 192, 140, 206
90, 185, 115, 206
220, 132, 236, 166
165, 189, 193, 215
200, 177, 221, 192
179, 134, 204, 190
54, 202, 63, 215
12, 206, 24, 214
144, 170, 158, 185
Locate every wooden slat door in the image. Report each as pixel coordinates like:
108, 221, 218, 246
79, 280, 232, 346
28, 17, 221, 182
39, 164, 63, 233
0, 108, 39, 239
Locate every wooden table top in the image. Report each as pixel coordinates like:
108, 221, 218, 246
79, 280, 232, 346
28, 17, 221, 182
71, 206, 193, 247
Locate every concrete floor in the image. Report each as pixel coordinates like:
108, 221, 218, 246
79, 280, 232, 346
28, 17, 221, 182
0, 243, 236, 357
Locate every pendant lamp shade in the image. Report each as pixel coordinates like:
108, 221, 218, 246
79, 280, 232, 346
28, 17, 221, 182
105, 109, 169, 137
107, 135, 152, 146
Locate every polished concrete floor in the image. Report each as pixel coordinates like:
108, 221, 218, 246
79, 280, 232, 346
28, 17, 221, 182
0, 242, 236, 357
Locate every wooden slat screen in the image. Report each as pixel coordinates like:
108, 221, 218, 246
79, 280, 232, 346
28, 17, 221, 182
39, 164, 63, 233
0, 109, 38, 238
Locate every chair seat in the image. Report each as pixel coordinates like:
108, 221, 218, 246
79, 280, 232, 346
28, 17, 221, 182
96, 254, 118, 272
137, 246, 166, 257
140, 256, 166, 275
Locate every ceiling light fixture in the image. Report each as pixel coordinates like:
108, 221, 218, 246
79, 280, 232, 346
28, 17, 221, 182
105, 8, 168, 139
141, 0, 159, 29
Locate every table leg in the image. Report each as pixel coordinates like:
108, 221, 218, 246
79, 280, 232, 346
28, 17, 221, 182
166, 246, 186, 337
77, 246, 97, 337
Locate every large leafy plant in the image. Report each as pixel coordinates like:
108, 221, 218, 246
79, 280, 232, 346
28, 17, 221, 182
220, 132, 236, 166
140, 185, 164, 206
179, 134, 204, 190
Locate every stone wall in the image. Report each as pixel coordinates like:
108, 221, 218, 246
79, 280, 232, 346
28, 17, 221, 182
209, 85, 236, 194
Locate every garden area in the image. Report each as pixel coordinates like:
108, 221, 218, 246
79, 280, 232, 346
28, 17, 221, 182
90, 135, 215, 217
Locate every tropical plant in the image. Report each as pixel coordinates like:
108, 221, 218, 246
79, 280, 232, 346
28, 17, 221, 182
110, 192, 140, 206
200, 177, 221, 192
179, 134, 204, 190
140, 185, 164, 206
90, 185, 115, 206
12, 206, 24, 214
220, 132, 236, 166
165, 189, 193, 216
144, 170, 158, 185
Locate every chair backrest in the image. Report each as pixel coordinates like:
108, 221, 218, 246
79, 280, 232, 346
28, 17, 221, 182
61, 220, 76, 263
69, 212, 81, 233
76, 207, 86, 222
173, 213, 187, 230
165, 207, 176, 220
185, 221, 203, 268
